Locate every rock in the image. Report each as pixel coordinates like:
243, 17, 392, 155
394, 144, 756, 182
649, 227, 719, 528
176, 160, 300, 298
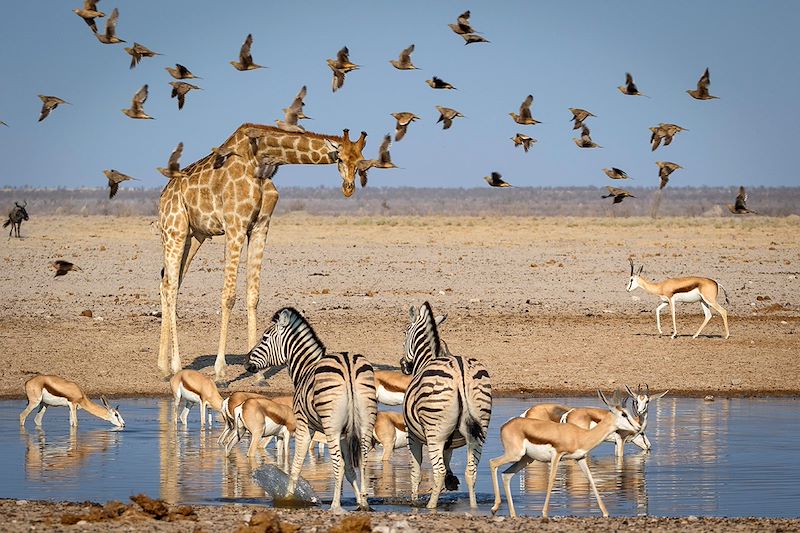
731, 379, 743, 386
704, 395, 715, 401
130, 494, 169, 520
330, 515, 372, 533
80, 309, 93, 318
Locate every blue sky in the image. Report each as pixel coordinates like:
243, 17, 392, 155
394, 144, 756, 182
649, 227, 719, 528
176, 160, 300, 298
1, 1, 798, 189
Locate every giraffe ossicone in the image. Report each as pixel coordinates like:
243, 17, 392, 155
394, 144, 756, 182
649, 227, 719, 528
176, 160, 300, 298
157, 123, 369, 380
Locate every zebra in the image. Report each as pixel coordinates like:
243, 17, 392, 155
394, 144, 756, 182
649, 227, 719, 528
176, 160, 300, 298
401, 302, 492, 509
245, 307, 377, 512
4, 201, 29, 238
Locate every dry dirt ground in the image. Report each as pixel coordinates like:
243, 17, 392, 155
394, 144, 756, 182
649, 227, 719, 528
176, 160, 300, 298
0, 214, 798, 398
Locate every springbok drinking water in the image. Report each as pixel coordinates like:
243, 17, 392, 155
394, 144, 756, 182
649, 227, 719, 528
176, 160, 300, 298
19, 375, 125, 429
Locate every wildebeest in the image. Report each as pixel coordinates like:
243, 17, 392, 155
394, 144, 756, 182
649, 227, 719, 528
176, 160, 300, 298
3, 202, 29, 238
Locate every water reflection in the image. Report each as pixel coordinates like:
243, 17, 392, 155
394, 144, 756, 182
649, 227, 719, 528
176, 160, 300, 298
4, 397, 799, 517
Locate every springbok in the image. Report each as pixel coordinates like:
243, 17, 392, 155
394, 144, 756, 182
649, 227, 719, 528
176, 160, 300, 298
225, 397, 296, 457
372, 411, 408, 462
169, 369, 224, 427
625, 384, 668, 451
627, 259, 730, 339
4, 201, 29, 238
19, 375, 125, 429
374, 370, 412, 406
219, 391, 268, 446
490, 390, 640, 518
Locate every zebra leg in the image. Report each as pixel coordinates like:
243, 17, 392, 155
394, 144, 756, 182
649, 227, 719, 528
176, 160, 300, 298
325, 431, 347, 513
465, 440, 483, 508
408, 438, 424, 504
426, 440, 447, 509
287, 421, 312, 499
443, 448, 459, 490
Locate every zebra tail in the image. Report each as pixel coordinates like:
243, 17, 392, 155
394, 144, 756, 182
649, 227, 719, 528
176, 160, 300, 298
457, 357, 486, 443
717, 280, 730, 305
2, 219, 10, 228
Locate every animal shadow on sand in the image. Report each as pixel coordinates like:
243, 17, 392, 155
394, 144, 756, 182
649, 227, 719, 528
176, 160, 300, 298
185, 353, 282, 388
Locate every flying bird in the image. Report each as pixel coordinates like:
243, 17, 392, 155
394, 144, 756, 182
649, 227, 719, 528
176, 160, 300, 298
169, 81, 201, 110
357, 134, 397, 187
327, 47, 358, 92
94, 7, 124, 44
727, 186, 757, 214
104, 169, 137, 198
484, 172, 511, 188
618, 72, 646, 96
124, 42, 160, 69
165, 64, 200, 80
603, 167, 631, 180
687, 67, 718, 100
569, 108, 596, 130
157, 142, 185, 179
211, 146, 240, 169
435, 106, 464, 130
573, 125, 601, 148
391, 112, 420, 141
426, 76, 456, 90
276, 85, 310, 131
461, 33, 489, 45
0, 120, 7, 127
73, 0, 104, 33
602, 186, 635, 203
230, 33, 263, 71
390, 44, 418, 70
37, 95, 69, 122
448, 10, 477, 34
51, 260, 81, 277
511, 133, 536, 152
656, 161, 682, 189
122, 84, 153, 119
650, 123, 687, 151
509, 95, 540, 125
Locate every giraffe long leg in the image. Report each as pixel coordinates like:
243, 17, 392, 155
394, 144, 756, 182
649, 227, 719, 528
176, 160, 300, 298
159, 207, 189, 377
215, 228, 247, 380
693, 299, 713, 338
178, 235, 206, 288
245, 181, 279, 352
577, 457, 608, 517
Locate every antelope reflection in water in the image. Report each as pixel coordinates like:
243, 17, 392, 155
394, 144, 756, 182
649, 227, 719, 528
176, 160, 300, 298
23, 427, 118, 481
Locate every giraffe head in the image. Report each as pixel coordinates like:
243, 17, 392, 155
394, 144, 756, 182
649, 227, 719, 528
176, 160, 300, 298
330, 129, 367, 197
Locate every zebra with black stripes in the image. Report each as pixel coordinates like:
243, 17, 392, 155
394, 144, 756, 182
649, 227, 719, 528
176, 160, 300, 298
401, 302, 492, 509
245, 307, 377, 512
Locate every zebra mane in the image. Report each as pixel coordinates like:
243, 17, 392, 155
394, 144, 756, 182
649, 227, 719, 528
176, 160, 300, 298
419, 301, 444, 360
272, 306, 327, 353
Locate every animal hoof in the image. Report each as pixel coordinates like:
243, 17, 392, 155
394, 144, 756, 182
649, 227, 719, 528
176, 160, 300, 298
445, 473, 460, 491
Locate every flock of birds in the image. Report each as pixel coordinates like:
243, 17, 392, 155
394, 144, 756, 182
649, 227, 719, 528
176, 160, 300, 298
5, 5, 759, 214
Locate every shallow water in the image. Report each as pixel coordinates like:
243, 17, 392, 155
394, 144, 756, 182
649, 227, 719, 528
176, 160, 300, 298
3, 397, 799, 518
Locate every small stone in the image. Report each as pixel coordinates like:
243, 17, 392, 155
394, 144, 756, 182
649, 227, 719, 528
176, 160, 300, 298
80, 309, 93, 318
704, 395, 714, 401
16, 500, 28, 505
687, 515, 699, 521
731, 379, 743, 386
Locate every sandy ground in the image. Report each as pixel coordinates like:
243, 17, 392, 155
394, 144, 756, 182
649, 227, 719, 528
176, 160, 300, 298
0, 214, 798, 398
2, 499, 798, 533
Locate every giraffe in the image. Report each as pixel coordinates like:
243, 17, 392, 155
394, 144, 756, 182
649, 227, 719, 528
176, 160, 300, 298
158, 123, 367, 379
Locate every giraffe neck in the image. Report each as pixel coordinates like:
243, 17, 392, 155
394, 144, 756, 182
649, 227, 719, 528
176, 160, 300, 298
242, 124, 341, 166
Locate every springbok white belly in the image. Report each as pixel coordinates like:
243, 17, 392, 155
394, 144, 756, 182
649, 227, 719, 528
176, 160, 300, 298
665, 288, 702, 303
260, 417, 286, 438
41, 388, 71, 408
376, 386, 405, 406
523, 440, 557, 462
178, 383, 202, 405
393, 429, 408, 449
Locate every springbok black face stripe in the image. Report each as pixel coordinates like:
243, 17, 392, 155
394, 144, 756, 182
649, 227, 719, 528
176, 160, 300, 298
245, 307, 377, 511
402, 301, 492, 509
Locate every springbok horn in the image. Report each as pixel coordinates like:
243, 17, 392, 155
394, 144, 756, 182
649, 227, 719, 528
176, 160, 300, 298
629, 258, 634, 275
645, 383, 650, 397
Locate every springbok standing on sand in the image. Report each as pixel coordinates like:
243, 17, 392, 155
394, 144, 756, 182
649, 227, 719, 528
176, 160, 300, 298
627, 259, 730, 339
169, 369, 224, 427
490, 390, 640, 518
20, 375, 125, 429
4, 201, 29, 238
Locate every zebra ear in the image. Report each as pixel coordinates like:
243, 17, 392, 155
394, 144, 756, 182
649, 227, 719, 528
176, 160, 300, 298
408, 306, 417, 322
435, 314, 447, 327
277, 309, 291, 328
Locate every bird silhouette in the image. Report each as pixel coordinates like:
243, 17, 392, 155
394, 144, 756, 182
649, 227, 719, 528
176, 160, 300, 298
51, 260, 81, 277
211, 146, 241, 169
448, 10, 478, 34
687, 68, 718, 100
37, 95, 70, 122
511, 133, 536, 152
104, 169, 137, 198
426, 76, 456, 90
602, 186, 635, 203
165, 64, 200, 80
327, 47, 358, 92
656, 161, 683, 189
390, 44, 418, 70
484, 172, 511, 187
157, 142, 186, 179
436, 106, 464, 130
727, 186, 757, 214
650, 123, 687, 151
124, 42, 161, 69
169, 82, 201, 110
573, 125, 601, 148
509, 95, 540, 125
391, 112, 420, 141
461, 33, 489, 45
121, 84, 153, 119
230, 33, 263, 71
618, 72, 646, 96
357, 134, 397, 187
73, 0, 104, 33
603, 167, 631, 180
94, 7, 124, 44
569, 108, 596, 130
276, 85, 310, 131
